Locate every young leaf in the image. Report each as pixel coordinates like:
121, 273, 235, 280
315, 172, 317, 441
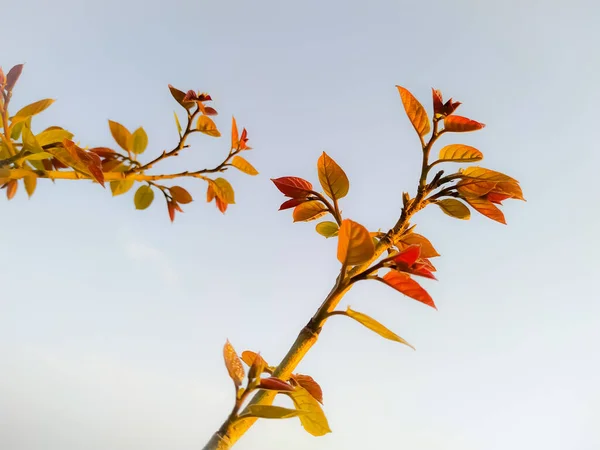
23, 151, 53, 161
197, 115, 221, 137
285, 386, 331, 436
443, 116, 485, 132
437, 144, 483, 163
241, 350, 269, 369
342, 307, 415, 350
315, 221, 339, 238
231, 116, 239, 149
396, 86, 430, 137
247, 353, 267, 380
464, 197, 506, 224
169, 186, 193, 204
223, 340, 245, 388
279, 198, 307, 211
131, 127, 148, 154
317, 152, 349, 201
110, 179, 135, 196
231, 156, 258, 175
173, 112, 182, 136
271, 177, 313, 199
214, 178, 235, 204
168, 85, 195, 110
242, 405, 303, 420
393, 244, 421, 266
397, 233, 440, 258
381, 271, 436, 309
21, 125, 44, 153
24, 175, 37, 198
108, 120, 132, 152
6, 179, 18, 200
337, 219, 375, 266
258, 377, 295, 392
292, 201, 328, 222
5, 64, 24, 91
134, 185, 154, 210
436, 198, 471, 220
291, 374, 323, 405
14, 99, 55, 119
461, 167, 518, 183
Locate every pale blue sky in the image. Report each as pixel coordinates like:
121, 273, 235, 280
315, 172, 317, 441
1, 0, 599, 449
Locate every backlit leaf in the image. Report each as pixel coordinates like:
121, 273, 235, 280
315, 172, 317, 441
24, 175, 37, 198
293, 201, 328, 222
436, 198, 470, 220
11, 117, 30, 140
381, 271, 436, 309
214, 177, 235, 204
36, 128, 74, 147
397, 233, 440, 258
315, 221, 339, 238
131, 127, 148, 154
438, 144, 483, 163
396, 86, 430, 137
444, 116, 485, 132
279, 198, 307, 211
23, 151, 53, 161
169, 186, 193, 204
271, 177, 313, 199
258, 377, 295, 392
337, 219, 375, 266
108, 120, 132, 152
14, 99, 55, 118
134, 185, 154, 210
168, 85, 195, 110
241, 350, 269, 368
231, 156, 258, 175
292, 374, 323, 404
343, 307, 415, 350
231, 116, 239, 149
317, 152, 349, 201
6, 179, 18, 200
21, 125, 44, 153
286, 387, 331, 436
197, 115, 221, 137
110, 179, 134, 196
247, 353, 268, 380
242, 405, 303, 420
464, 197, 506, 224
461, 167, 518, 183
223, 340, 245, 388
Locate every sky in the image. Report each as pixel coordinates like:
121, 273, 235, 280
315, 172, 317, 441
1, 0, 599, 449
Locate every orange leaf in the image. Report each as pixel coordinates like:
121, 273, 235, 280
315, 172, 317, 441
443, 116, 485, 132
6, 179, 18, 200
231, 116, 239, 150
396, 86, 430, 137
197, 115, 221, 137
381, 271, 436, 309
438, 144, 483, 163
271, 177, 313, 199
292, 374, 323, 404
169, 186, 193, 204
464, 197, 506, 224
397, 233, 440, 258
292, 200, 328, 222
215, 196, 228, 213
259, 377, 295, 392
223, 340, 245, 388
337, 219, 375, 266
317, 152, 349, 201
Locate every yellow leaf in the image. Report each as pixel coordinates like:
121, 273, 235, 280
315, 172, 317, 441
438, 144, 483, 163
131, 127, 148, 154
231, 116, 239, 149
231, 156, 258, 175
21, 125, 44, 153
343, 307, 415, 350
223, 340, 245, 388
23, 151, 53, 161
315, 221, 339, 238
197, 115, 221, 137
36, 128, 74, 147
337, 219, 375, 266
110, 179, 135, 196
242, 405, 304, 420
24, 175, 37, 198
464, 197, 506, 224
436, 198, 470, 220
286, 386, 331, 437
396, 86, 430, 137
213, 177, 235, 204
14, 99, 55, 118
317, 152, 349, 201
173, 112, 182, 136
134, 185, 154, 210
292, 201, 328, 222
108, 120, 132, 152
397, 233, 440, 258
458, 167, 521, 199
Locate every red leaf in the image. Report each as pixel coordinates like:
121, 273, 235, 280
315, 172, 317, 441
279, 198, 307, 211
89, 147, 117, 158
167, 201, 176, 222
259, 377, 295, 392
381, 271, 436, 309
410, 264, 437, 280
271, 177, 313, 199
203, 106, 218, 116
485, 192, 512, 204
432, 88, 461, 117
292, 374, 323, 404
393, 244, 421, 267
443, 116, 485, 132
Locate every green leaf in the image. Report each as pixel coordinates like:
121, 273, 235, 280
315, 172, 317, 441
231, 156, 258, 175
108, 120, 132, 152
241, 405, 304, 420
174, 112, 182, 136
285, 386, 331, 437
14, 99, 55, 118
35, 128, 74, 147
110, 179, 135, 196
436, 198, 471, 220
131, 127, 148, 154
134, 185, 154, 210
315, 221, 339, 238
342, 307, 415, 350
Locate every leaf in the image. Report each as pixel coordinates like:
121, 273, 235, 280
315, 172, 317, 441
436, 198, 470, 220
14, 99, 55, 118
21, 125, 44, 153
457, 167, 522, 199
231, 156, 258, 176
292, 374, 323, 404
285, 386, 331, 436
231, 116, 239, 149
464, 197, 506, 224
337, 219, 375, 266
444, 116, 485, 132
36, 128, 74, 147
110, 179, 135, 196
292, 201, 328, 222
461, 167, 518, 183
131, 127, 148, 154
173, 112, 182, 136
279, 198, 307, 211
396, 86, 430, 137
271, 177, 313, 199
24, 175, 37, 198
23, 151, 53, 161
342, 307, 415, 350
11, 117, 29, 140
168, 85, 195, 110
215, 196, 228, 213
317, 152, 349, 201
169, 186, 193, 204
381, 271, 436, 309
242, 405, 303, 420
108, 120, 132, 152
5, 64, 24, 91
258, 377, 295, 392
393, 244, 421, 266
247, 353, 268, 380
62, 140, 105, 187
223, 340, 245, 388
438, 144, 483, 163
241, 350, 269, 368
214, 178, 235, 204
315, 221, 339, 238
6, 179, 17, 200
397, 233, 440, 258
134, 185, 154, 210
197, 115, 221, 137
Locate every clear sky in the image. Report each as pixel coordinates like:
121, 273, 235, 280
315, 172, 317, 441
1, 0, 599, 449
